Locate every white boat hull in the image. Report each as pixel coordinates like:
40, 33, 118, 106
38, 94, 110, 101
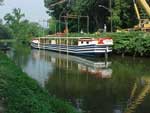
31, 42, 112, 56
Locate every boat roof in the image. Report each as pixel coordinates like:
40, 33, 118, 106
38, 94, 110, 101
33, 37, 95, 40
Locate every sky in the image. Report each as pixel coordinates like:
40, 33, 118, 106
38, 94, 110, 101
0, 0, 49, 23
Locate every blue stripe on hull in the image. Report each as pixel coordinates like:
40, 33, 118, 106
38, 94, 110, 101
31, 42, 112, 56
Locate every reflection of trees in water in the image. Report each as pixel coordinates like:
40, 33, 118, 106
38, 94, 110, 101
8, 48, 150, 113
45, 67, 134, 113
7, 43, 31, 68
45, 56, 150, 113
9, 48, 150, 113
111, 58, 150, 113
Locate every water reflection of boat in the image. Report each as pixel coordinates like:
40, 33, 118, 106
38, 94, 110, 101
32, 49, 112, 79
78, 64, 112, 78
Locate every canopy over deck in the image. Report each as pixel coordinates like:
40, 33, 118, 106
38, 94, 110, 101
34, 36, 95, 40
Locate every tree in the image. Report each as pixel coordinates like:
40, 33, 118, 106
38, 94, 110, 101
0, 0, 4, 5
4, 8, 25, 39
4, 8, 25, 25
112, 0, 138, 29
27, 22, 44, 37
3, 8, 44, 41
44, 0, 112, 32
0, 24, 14, 39
4, 13, 15, 25
49, 17, 57, 33
44, 0, 139, 32
18, 20, 44, 40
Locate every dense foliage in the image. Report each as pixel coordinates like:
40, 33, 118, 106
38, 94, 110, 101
98, 32, 150, 56
0, 8, 44, 41
0, 24, 14, 39
110, 32, 150, 56
44, 0, 139, 32
49, 17, 57, 34
0, 52, 80, 113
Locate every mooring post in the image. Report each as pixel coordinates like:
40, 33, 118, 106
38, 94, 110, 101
38, 38, 40, 49
105, 46, 108, 60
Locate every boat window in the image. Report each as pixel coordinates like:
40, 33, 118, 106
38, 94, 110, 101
86, 41, 89, 44
81, 41, 83, 44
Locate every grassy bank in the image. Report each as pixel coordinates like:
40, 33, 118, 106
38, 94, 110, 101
0, 39, 15, 43
67, 32, 150, 57
0, 52, 80, 113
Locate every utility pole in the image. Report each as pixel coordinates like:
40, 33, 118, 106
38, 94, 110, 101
99, 0, 113, 32
109, 0, 113, 32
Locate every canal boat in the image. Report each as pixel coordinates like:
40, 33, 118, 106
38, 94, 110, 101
31, 37, 113, 56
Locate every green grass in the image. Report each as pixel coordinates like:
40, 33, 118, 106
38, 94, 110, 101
0, 39, 15, 43
0, 52, 80, 113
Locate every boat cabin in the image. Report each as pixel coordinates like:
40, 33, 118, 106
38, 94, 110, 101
78, 37, 113, 46
32, 37, 113, 46
78, 38, 97, 46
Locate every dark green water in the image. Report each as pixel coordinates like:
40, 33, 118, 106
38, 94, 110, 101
6, 45, 150, 113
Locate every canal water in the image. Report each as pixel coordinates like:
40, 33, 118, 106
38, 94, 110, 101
6, 45, 150, 113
